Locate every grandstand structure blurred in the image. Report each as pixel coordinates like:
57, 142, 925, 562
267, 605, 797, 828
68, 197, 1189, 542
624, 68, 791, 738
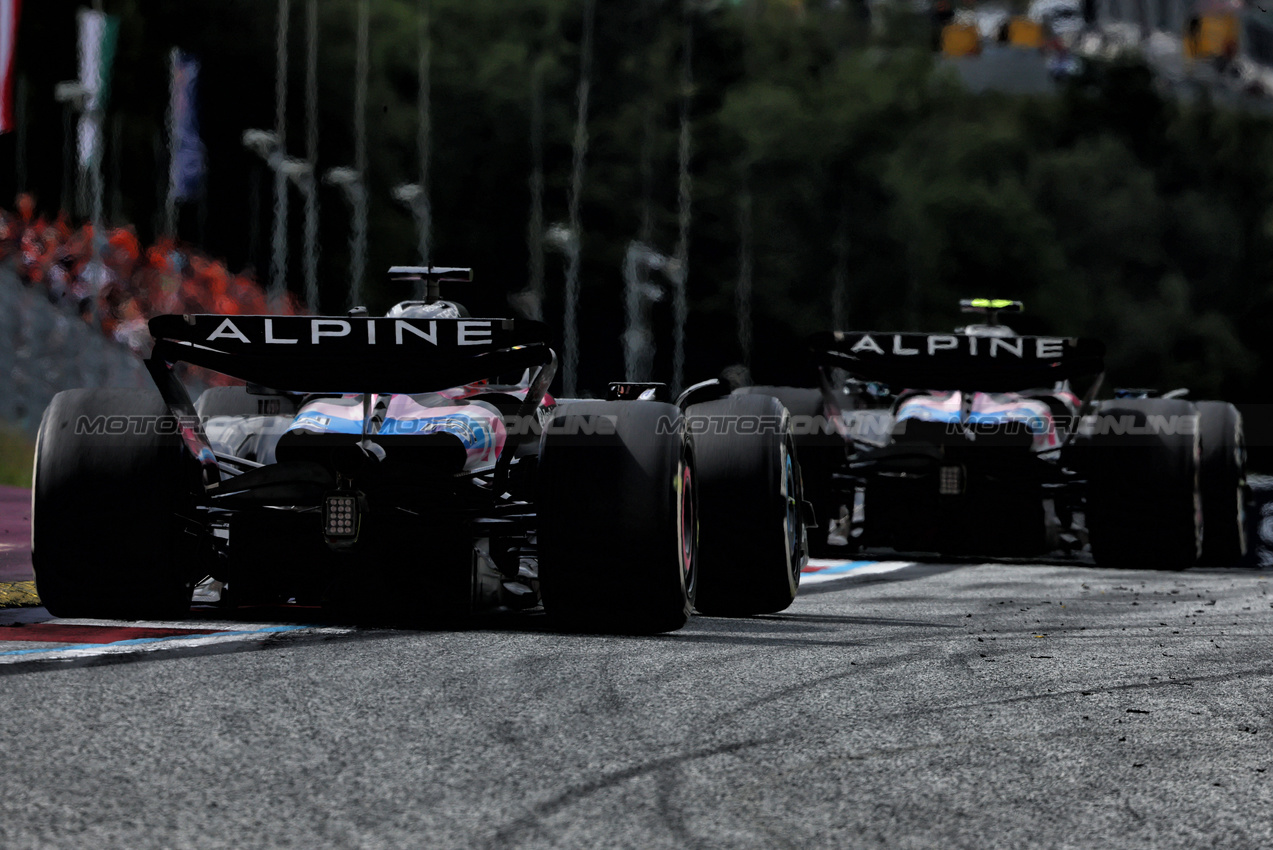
939, 0, 1273, 104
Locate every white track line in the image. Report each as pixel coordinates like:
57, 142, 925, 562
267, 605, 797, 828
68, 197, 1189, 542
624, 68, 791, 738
800, 559, 915, 585
0, 621, 353, 663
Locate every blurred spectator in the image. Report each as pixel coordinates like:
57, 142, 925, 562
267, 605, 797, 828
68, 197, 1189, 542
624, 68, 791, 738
1, 195, 305, 386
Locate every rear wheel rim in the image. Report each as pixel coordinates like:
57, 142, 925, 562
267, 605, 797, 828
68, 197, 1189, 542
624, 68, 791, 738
679, 461, 696, 590
783, 441, 802, 583
1234, 418, 1248, 556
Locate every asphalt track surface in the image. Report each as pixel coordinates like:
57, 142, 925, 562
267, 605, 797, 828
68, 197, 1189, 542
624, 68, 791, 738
1, 549, 1272, 849
4, 483, 1273, 847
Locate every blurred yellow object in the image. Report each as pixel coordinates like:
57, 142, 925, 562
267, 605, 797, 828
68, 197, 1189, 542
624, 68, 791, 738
942, 23, 981, 57
1184, 13, 1239, 59
1007, 17, 1044, 48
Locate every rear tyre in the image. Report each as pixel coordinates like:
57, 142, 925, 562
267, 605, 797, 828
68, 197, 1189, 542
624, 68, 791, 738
1197, 400, 1247, 567
735, 385, 846, 558
1085, 399, 1200, 570
689, 394, 805, 616
537, 401, 694, 634
33, 388, 198, 618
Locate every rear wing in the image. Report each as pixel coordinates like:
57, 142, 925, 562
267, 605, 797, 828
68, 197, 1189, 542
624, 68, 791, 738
148, 313, 553, 394
809, 331, 1104, 392
388, 266, 472, 282
145, 313, 556, 490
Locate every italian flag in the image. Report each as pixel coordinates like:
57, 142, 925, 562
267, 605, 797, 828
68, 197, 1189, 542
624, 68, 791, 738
77, 8, 119, 165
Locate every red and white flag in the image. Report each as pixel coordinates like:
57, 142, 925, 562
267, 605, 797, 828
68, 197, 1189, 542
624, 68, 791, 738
0, 0, 20, 135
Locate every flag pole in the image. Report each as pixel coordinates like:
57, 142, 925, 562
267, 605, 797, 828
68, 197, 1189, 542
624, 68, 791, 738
303, 0, 319, 312
350, 0, 368, 309
270, 0, 291, 308
165, 48, 177, 237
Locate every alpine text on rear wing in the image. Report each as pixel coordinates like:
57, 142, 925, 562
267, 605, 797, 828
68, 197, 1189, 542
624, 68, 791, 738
148, 314, 554, 395
809, 331, 1105, 392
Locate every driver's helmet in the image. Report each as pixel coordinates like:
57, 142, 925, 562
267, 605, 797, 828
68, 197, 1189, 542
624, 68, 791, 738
386, 299, 469, 319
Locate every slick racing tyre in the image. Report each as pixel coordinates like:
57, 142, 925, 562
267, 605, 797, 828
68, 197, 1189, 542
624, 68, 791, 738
1196, 400, 1247, 567
688, 393, 805, 617
32, 388, 199, 618
1085, 398, 1200, 570
735, 385, 845, 558
537, 400, 695, 634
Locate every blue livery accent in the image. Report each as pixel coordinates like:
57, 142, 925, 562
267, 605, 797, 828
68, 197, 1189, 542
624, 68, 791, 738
289, 411, 363, 436
379, 412, 493, 450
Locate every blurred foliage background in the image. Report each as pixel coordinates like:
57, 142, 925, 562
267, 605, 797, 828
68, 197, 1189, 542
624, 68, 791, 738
5, 0, 1271, 413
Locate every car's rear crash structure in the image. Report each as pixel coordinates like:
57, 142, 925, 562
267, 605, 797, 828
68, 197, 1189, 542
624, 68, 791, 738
31, 268, 807, 632
750, 300, 1249, 569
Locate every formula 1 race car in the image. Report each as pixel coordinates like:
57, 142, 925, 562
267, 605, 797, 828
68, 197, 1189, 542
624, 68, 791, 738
745, 299, 1248, 570
31, 267, 806, 632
